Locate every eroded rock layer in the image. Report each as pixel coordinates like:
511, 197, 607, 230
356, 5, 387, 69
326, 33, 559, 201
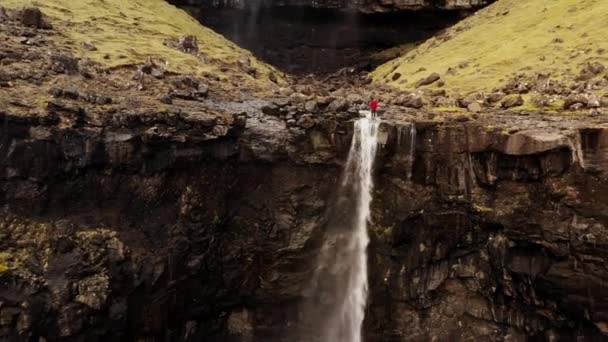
2, 105, 608, 341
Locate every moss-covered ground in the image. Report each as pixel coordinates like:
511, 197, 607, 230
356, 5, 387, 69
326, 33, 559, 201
373, 0, 608, 94
3, 0, 281, 88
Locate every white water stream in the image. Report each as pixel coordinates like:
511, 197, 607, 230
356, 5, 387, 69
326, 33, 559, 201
301, 112, 380, 342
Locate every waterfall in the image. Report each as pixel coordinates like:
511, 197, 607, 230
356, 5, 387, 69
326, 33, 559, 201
299, 112, 380, 342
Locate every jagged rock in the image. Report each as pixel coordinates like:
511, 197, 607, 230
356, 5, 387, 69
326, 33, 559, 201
197, 83, 209, 97
17, 7, 52, 29
269, 72, 278, 83
172, 75, 200, 89
583, 61, 605, 75
50, 53, 79, 75
487, 92, 505, 103
139, 57, 165, 79
81, 41, 97, 51
501, 95, 524, 108
305, 100, 318, 113
289, 92, 308, 104
296, 114, 315, 129
416, 72, 441, 87
402, 94, 425, 109
587, 94, 601, 108
178, 35, 198, 53
327, 98, 348, 112
346, 93, 364, 105
261, 103, 281, 116
563, 94, 589, 109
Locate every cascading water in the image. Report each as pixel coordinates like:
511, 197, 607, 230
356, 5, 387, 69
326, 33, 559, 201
299, 112, 380, 342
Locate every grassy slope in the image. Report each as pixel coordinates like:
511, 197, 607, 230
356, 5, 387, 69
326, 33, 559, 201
373, 0, 608, 94
3, 0, 280, 88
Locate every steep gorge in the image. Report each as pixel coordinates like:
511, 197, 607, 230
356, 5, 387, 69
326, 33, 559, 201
1, 0, 608, 341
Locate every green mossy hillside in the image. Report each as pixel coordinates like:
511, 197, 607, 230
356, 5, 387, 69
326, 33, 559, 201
373, 0, 608, 94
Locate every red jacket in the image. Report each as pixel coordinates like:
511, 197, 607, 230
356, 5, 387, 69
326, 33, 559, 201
370, 100, 379, 110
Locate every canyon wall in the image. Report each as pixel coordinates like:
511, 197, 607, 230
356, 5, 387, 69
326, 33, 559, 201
2, 106, 608, 341
170, 0, 495, 12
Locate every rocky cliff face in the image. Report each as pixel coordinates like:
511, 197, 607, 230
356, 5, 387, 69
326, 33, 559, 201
2, 100, 608, 341
171, 0, 494, 12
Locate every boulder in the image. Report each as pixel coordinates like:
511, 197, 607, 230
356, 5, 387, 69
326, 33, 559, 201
327, 98, 348, 112
582, 62, 605, 75
139, 57, 165, 79
297, 114, 315, 129
178, 35, 198, 53
346, 93, 364, 105
289, 92, 308, 104
587, 94, 601, 108
501, 95, 524, 109
416, 72, 441, 87
305, 100, 319, 113
81, 41, 97, 51
50, 53, 79, 75
487, 92, 505, 103
172, 75, 200, 89
402, 94, 425, 109
563, 94, 588, 110
261, 103, 281, 116
18, 7, 52, 29
269, 72, 278, 84
467, 102, 483, 113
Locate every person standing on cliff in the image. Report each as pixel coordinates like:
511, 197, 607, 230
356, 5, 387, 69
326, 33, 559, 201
370, 97, 379, 118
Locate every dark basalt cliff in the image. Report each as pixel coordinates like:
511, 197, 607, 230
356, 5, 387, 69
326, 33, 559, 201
2, 105, 608, 341
170, 0, 494, 12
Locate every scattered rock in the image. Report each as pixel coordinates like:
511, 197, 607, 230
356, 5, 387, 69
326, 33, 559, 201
346, 93, 364, 105
178, 35, 198, 54
50, 53, 79, 75
327, 98, 347, 112
563, 94, 588, 109
500, 95, 524, 109
172, 75, 199, 90
583, 62, 605, 75
305, 100, 318, 113
416, 72, 441, 87
501, 95, 524, 108
17, 7, 52, 29
269, 72, 278, 84
81, 41, 97, 51
261, 103, 281, 116
467, 102, 483, 112
297, 114, 315, 129
587, 94, 600, 108
487, 92, 505, 103
139, 57, 165, 79
160, 95, 173, 104
9, 99, 32, 108
402, 94, 425, 109
197, 83, 209, 97
289, 92, 308, 104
